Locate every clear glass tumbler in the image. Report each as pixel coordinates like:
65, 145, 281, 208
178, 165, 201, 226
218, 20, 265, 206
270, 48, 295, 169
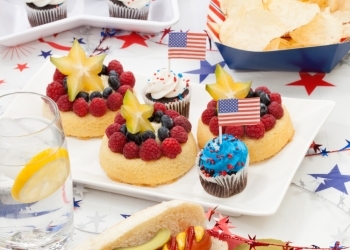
0, 92, 74, 249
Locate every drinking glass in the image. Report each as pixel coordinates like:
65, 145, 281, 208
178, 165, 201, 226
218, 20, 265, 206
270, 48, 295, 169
0, 92, 74, 249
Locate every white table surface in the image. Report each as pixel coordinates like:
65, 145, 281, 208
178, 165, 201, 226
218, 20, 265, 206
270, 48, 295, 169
0, 0, 350, 249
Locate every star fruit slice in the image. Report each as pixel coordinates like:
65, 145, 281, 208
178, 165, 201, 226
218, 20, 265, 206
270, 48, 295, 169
205, 64, 252, 100
50, 39, 106, 101
120, 90, 154, 134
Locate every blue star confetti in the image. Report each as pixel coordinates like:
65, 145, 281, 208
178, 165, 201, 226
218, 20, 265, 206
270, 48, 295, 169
120, 214, 130, 219
72, 38, 85, 44
38, 50, 52, 59
73, 197, 82, 209
185, 60, 225, 83
320, 148, 329, 156
339, 139, 350, 151
309, 164, 350, 194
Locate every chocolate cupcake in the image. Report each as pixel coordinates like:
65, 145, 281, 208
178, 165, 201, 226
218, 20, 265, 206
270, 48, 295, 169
197, 134, 249, 198
25, 0, 67, 27
108, 0, 151, 20
142, 68, 192, 118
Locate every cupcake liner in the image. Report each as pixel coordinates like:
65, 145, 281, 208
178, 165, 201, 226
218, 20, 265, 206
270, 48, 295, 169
108, 1, 149, 20
25, 1, 67, 27
141, 85, 192, 118
196, 153, 248, 198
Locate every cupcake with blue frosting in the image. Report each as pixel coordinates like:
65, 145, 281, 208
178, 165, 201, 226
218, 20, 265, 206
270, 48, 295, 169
197, 134, 249, 198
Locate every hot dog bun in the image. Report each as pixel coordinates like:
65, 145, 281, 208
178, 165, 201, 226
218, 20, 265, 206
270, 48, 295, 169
74, 200, 228, 250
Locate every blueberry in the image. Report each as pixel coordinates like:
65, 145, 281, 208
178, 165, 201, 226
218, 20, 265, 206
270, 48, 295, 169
161, 115, 173, 129
102, 87, 113, 99
109, 70, 118, 76
98, 65, 108, 76
260, 92, 271, 106
62, 77, 68, 91
108, 74, 120, 91
260, 103, 268, 117
158, 127, 169, 142
153, 111, 164, 123
141, 130, 156, 142
254, 90, 265, 97
127, 132, 142, 145
148, 116, 154, 122
245, 89, 255, 98
120, 124, 127, 135
89, 91, 103, 101
76, 91, 89, 102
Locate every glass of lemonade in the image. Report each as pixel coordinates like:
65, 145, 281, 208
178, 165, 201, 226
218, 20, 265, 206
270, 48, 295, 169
0, 92, 74, 249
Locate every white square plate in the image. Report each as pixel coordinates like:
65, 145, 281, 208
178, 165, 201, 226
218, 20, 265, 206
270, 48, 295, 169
20, 60, 335, 216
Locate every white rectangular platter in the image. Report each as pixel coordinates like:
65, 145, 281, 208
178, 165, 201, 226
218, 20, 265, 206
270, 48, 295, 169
18, 60, 335, 216
0, 0, 179, 46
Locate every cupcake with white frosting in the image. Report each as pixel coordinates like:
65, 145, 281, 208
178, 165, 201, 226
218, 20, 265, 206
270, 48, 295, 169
24, 0, 67, 27
108, 0, 151, 20
142, 68, 192, 118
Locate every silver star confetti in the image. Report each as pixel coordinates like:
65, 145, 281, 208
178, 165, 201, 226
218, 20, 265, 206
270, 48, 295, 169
86, 211, 106, 233
73, 184, 89, 199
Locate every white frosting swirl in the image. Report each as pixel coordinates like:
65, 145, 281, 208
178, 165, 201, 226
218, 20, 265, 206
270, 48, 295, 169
25, 0, 65, 8
118, 0, 151, 9
146, 68, 189, 99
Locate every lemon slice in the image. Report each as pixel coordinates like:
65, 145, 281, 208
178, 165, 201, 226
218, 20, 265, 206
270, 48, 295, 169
11, 148, 70, 203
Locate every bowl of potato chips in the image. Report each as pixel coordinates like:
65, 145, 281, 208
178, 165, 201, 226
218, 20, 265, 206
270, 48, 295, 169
207, 0, 350, 72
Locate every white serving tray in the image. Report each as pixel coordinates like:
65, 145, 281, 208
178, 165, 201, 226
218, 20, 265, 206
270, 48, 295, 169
0, 0, 179, 46
16, 59, 336, 217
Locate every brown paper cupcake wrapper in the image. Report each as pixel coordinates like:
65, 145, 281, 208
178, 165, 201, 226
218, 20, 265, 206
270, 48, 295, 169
25, 1, 67, 27
108, 2, 149, 20
196, 154, 248, 198
141, 85, 192, 118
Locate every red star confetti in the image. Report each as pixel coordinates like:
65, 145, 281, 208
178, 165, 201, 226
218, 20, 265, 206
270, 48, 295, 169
159, 27, 174, 43
310, 141, 322, 153
213, 213, 235, 234
15, 63, 29, 72
205, 205, 217, 221
116, 32, 149, 48
287, 72, 335, 95
0, 79, 5, 84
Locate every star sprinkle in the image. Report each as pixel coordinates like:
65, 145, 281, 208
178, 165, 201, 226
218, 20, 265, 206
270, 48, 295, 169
86, 211, 106, 233
185, 60, 225, 83
116, 32, 148, 49
287, 72, 335, 95
73, 184, 89, 199
14, 63, 28, 72
309, 164, 350, 194
38, 50, 52, 59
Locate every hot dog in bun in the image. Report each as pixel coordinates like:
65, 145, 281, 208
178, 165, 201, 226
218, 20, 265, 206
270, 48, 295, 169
74, 200, 228, 250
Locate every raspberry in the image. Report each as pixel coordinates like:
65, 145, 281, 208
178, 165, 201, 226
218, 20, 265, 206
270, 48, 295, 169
53, 68, 66, 84
106, 92, 123, 111
89, 98, 107, 117
170, 126, 188, 143
201, 107, 216, 125
153, 102, 167, 114
108, 132, 127, 153
107, 60, 123, 76
46, 81, 66, 102
114, 112, 126, 125
105, 123, 122, 138
225, 125, 244, 138
207, 100, 217, 109
117, 85, 133, 97
269, 92, 282, 104
209, 116, 219, 136
139, 138, 162, 161
162, 138, 182, 159
56, 95, 73, 112
120, 71, 135, 88
73, 98, 88, 117
165, 110, 180, 120
255, 86, 271, 94
260, 114, 276, 131
245, 122, 265, 139
123, 141, 139, 159
268, 101, 284, 119
173, 116, 192, 133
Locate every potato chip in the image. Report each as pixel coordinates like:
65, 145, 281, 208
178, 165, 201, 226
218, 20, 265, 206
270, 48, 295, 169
267, 0, 320, 33
264, 38, 281, 51
331, 10, 350, 23
219, 9, 286, 51
339, 0, 350, 10
290, 12, 343, 46
328, 0, 341, 12
225, 0, 264, 18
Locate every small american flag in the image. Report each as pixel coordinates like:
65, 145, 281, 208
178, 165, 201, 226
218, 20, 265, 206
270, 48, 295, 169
217, 98, 260, 126
168, 32, 207, 60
